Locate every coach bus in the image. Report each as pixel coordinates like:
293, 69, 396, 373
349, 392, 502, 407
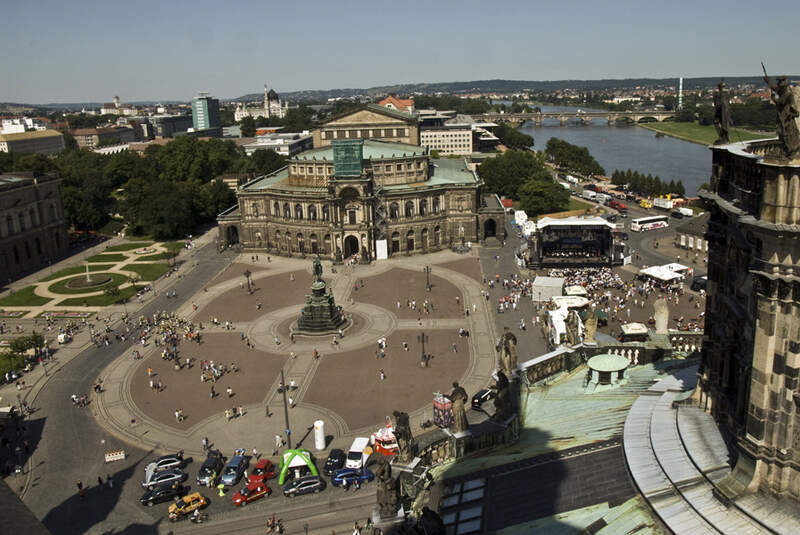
630, 215, 669, 232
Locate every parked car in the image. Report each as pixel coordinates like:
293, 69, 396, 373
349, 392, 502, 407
232, 481, 272, 506
168, 492, 207, 520
670, 211, 684, 219
331, 468, 375, 487
471, 388, 496, 409
146, 452, 184, 474
143, 468, 186, 489
196, 450, 224, 487
248, 458, 276, 484
283, 475, 326, 497
140, 483, 186, 506
323, 449, 346, 476
220, 455, 248, 486
691, 276, 707, 292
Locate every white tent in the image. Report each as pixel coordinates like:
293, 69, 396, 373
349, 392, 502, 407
532, 276, 565, 302
640, 265, 683, 282
564, 285, 588, 297
551, 295, 590, 309
663, 262, 689, 274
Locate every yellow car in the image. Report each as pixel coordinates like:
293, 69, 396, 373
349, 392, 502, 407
168, 492, 207, 520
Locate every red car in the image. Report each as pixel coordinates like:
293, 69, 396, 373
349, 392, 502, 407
248, 459, 276, 484
231, 482, 271, 506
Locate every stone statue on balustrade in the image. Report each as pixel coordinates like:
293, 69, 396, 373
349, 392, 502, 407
392, 410, 416, 464
312, 254, 323, 282
375, 456, 399, 518
491, 370, 514, 422
713, 80, 732, 145
496, 327, 518, 378
763, 65, 800, 160
446, 382, 469, 433
583, 308, 598, 345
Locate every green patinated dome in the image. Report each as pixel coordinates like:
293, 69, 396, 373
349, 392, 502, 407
587, 353, 629, 373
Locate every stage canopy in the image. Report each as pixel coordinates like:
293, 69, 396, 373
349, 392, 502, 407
663, 262, 689, 273
640, 265, 683, 282
537, 216, 616, 230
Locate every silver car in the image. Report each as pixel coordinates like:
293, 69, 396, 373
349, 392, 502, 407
143, 467, 185, 489
220, 455, 248, 486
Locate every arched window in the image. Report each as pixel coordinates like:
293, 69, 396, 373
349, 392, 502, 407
434, 225, 441, 246
48, 204, 56, 222
54, 231, 60, 248
283, 203, 291, 218
433, 197, 440, 214
295, 204, 303, 220
389, 203, 399, 219
405, 201, 414, 218
420, 199, 427, 216
322, 205, 330, 222
35, 237, 42, 255
308, 205, 317, 221
18, 213, 25, 232
13, 245, 19, 264
310, 233, 319, 253
273, 202, 280, 217
251, 203, 259, 218
6, 216, 13, 235
24, 241, 31, 259
29, 209, 37, 227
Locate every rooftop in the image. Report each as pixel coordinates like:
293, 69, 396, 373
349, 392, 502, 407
292, 139, 426, 162
0, 130, 63, 141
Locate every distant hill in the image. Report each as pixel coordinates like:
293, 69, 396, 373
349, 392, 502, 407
234, 76, 793, 103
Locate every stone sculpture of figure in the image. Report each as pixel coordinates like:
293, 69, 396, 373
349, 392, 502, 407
583, 308, 598, 344
713, 80, 732, 145
654, 299, 669, 335
312, 254, 323, 282
491, 370, 514, 422
565, 310, 580, 346
496, 327, 518, 378
764, 68, 800, 159
392, 410, 416, 464
446, 382, 469, 433
375, 457, 399, 518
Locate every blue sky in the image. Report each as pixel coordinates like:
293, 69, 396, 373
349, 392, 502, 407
2, 0, 798, 103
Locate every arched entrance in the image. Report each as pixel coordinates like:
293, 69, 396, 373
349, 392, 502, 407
344, 235, 359, 258
484, 218, 497, 239
226, 226, 239, 245
391, 232, 400, 254
406, 230, 415, 252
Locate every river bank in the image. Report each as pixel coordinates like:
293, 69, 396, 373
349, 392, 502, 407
637, 121, 772, 146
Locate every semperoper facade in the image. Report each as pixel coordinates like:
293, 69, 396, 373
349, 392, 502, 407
697, 75, 800, 500
218, 104, 501, 261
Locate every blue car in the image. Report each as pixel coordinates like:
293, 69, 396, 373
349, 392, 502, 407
331, 468, 374, 487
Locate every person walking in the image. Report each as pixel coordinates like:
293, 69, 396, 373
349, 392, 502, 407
76, 480, 84, 499
106, 474, 113, 489
202, 437, 209, 451
379, 369, 386, 381
210, 385, 216, 398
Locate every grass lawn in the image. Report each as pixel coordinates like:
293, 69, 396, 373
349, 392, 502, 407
58, 285, 144, 307
134, 252, 172, 262
568, 198, 594, 211
39, 264, 115, 282
120, 263, 169, 281
87, 253, 128, 263
105, 242, 153, 252
0, 286, 52, 307
162, 241, 186, 254
639, 122, 772, 146
47, 272, 129, 295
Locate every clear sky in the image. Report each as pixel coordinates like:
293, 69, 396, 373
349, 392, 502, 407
2, 0, 798, 103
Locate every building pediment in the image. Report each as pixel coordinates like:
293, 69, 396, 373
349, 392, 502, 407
324, 107, 414, 127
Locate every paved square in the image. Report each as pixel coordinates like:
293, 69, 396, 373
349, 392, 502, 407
355, 267, 465, 319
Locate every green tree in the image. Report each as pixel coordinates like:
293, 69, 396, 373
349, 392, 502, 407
518, 180, 570, 216
240, 115, 256, 137
494, 124, 534, 150
477, 150, 550, 199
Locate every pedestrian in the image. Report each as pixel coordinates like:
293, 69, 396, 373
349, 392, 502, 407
453, 343, 458, 353
288, 396, 294, 408
252, 447, 259, 460
98, 476, 104, 489
210, 385, 216, 398
107, 474, 113, 488
147, 367, 152, 377
227, 386, 233, 398
202, 437, 209, 451
379, 369, 386, 381
77, 480, 84, 499
274, 434, 281, 455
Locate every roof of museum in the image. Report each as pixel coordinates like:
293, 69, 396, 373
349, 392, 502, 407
0, 129, 63, 141
292, 139, 426, 162
239, 166, 290, 191
384, 158, 479, 191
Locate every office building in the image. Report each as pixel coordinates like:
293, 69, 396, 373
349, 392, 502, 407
192, 93, 221, 131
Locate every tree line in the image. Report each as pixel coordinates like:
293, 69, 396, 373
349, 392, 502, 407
0, 137, 288, 239
494, 123, 533, 150
544, 138, 605, 177
610, 169, 685, 197
675, 96, 776, 129
478, 151, 569, 216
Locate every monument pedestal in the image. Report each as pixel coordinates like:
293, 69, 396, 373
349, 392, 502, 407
296, 278, 346, 333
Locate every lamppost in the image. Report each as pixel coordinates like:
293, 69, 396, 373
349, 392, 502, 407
244, 269, 252, 294
423, 265, 431, 292
418, 332, 429, 367
280, 368, 292, 449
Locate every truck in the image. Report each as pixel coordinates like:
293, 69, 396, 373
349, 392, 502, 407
565, 175, 579, 185
639, 199, 652, 209
653, 197, 674, 210
678, 207, 693, 217
608, 200, 627, 211
595, 193, 610, 205
582, 190, 597, 201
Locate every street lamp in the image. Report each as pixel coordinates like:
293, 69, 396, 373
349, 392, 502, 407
418, 332, 429, 367
280, 368, 292, 449
423, 265, 431, 292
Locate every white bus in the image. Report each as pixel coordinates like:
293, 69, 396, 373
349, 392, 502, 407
630, 215, 669, 232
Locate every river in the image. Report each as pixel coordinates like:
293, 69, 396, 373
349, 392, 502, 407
512, 104, 712, 195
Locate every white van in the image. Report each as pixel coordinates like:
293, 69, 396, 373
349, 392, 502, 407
345, 437, 370, 469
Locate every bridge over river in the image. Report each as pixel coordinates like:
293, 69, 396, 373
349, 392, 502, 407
474, 110, 675, 125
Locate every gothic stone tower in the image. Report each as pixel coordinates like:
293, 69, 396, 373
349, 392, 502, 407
697, 139, 800, 499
